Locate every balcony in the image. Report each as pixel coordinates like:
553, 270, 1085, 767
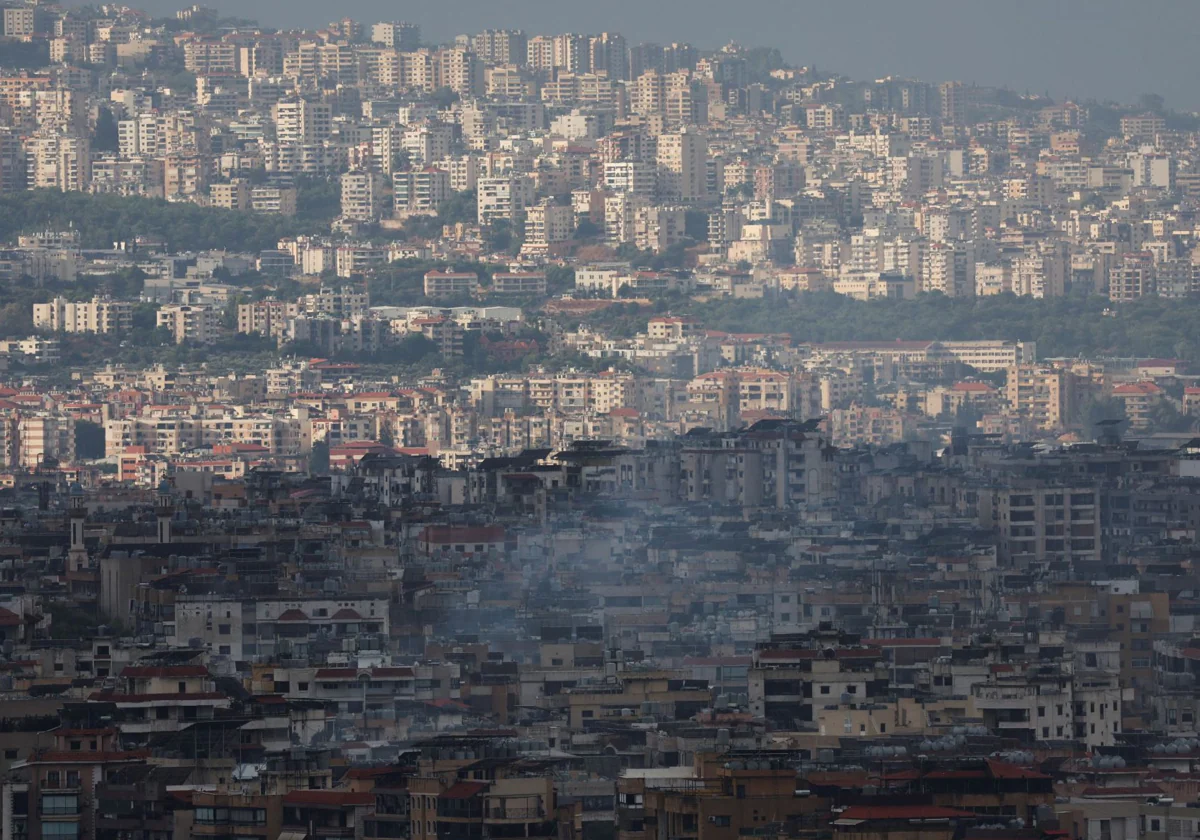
486, 807, 545, 822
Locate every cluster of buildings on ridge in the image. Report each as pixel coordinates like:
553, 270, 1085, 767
0, 1, 1199, 307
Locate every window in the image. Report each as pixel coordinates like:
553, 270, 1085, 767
820, 685, 830, 695
41, 795, 79, 816
41, 824, 78, 839
218, 623, 231, 635
178, 681, 187, 694
156, 706, 169, 720
711, 816, 731, 827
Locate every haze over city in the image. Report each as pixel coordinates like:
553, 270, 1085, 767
65, 0, 1200, 108
6, 2, 1200, 840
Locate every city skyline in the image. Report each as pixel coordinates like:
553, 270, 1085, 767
64, 0, 1200, 110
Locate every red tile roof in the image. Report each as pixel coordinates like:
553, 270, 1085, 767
372, 667, 414, 678
984, 759, 1051, 780
442, 781, 490, 800
1113, 381, 1162, 396
314, 668, 357, 679
418, 525, 506, 544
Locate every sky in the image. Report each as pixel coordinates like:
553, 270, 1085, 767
108, 0, 1200, 110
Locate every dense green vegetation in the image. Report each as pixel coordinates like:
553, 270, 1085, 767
397, 190, 478, 240
0, 188, 335, 252
576, 291, 1200, 362
0, 39, 50, 69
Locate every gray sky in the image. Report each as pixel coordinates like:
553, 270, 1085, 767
121, 0, 1200, 109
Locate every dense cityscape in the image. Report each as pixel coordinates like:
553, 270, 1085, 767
2, 3, 1200, 840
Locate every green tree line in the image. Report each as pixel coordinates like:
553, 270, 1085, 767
0, 187, 335, 253
577, 291, 1200, 362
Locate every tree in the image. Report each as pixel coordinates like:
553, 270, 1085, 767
483, 219, 514, 254
0, 190, 324, 253
429, 87, 460, 109
46, 602, 101, 640
1075, 395, 1127, 438
0, 303, 32, 338
1138, 93, 1166, 113
309, 441, 330, 475
75, 421, 106, 460
0, 40, 50, 69
573, 219, 601, 240
93, 107, 119, 152
546, 265, 575, 293
1144, 399, 1196, 434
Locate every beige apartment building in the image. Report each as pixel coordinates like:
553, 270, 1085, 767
1005, 364, 1077, 431
157, 303, 220, 345
33, 296, 133, 334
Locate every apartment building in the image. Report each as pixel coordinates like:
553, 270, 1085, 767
490, 272, 547, 296
17, 412, 75, 470
340, 169, 385, 222
157, 303, 221, 344
393, 167, 451, 216
424, 271, 479, 299
477, 174, 535, 225
250, 185, 298, 215
656, 129, 707, 202
32, 296, 133, 334
981, 482, 1103, 568
522, 200, 574, 254
237, 298, 300, 340
1004, 364, 1076, 431
1109, 252, 1156, 302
